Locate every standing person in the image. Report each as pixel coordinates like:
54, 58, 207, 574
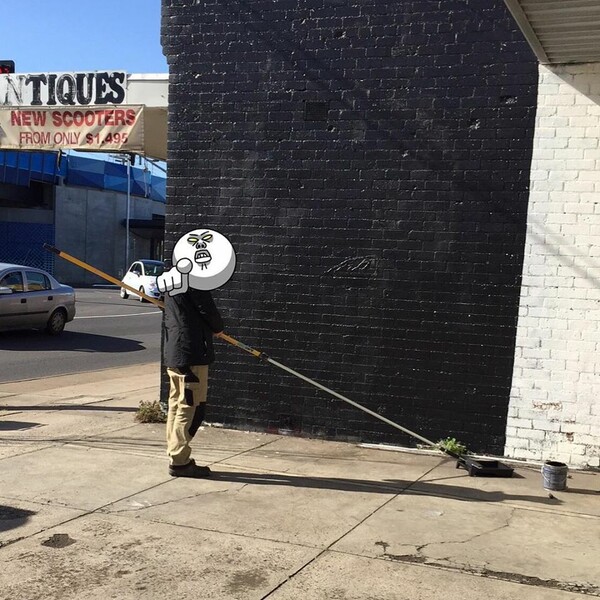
163, 288, 224, 478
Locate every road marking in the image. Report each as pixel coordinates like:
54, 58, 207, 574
75, 311, 162, 319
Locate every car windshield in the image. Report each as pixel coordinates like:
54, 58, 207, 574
143, 263, 165, 277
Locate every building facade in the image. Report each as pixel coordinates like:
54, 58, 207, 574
161, 0, 598, 467
506, 63, 600, 467
0, 151, 166, 285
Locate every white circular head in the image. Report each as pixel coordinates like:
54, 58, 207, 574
172, 229, 236, 290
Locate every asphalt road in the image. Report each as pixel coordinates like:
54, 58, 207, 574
0, 288, 162, 383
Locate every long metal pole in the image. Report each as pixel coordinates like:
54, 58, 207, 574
268, 356, 438, 447
215, 332, 440, 449
125, 157, 131, 272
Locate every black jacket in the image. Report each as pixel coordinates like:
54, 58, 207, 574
163, 289, 224, 369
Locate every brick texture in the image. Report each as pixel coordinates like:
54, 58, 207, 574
506, 64, 600, 468
161, 0, 538, 453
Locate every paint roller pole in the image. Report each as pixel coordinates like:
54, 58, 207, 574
125, 156, 131, 273
216, 332, 440, 450
43, 244, 164, 307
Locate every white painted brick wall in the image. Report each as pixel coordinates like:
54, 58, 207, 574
506, 64, 600, 469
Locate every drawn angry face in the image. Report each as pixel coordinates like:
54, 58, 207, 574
172, 228, 236, 290
187, 231, 213, 269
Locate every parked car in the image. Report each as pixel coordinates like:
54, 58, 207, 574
120, 260, 165, 301
0, 263, 76, 335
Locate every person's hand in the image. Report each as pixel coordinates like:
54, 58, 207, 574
157, 258, 193, 295
214, 331, 224, 338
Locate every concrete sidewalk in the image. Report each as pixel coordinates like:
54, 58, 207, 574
0, 363, 599, 600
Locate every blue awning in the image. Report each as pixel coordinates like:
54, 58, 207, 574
0, 150, 166, 203
0, 150, 65, 186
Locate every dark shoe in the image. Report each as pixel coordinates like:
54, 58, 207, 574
169, 459, 212, 479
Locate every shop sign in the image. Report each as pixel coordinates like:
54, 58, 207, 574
0, 105, 144, 153
0, 71, 127, 106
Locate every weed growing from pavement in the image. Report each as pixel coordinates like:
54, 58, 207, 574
135, 400, 167, 423
437, 437, 468, 455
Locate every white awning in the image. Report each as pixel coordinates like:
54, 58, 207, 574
140, 106, 167, 161
128, 74, 168, 160
505, 0, 600, 64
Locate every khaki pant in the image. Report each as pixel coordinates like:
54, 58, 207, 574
166, 365, 209, 466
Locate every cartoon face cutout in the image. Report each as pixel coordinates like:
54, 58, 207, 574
172, 228, 236, 290
186, 231, 213, 269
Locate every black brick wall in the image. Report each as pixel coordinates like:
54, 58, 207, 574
160, 0, 538, 453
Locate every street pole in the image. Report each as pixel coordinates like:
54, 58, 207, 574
125, 155, 131, 271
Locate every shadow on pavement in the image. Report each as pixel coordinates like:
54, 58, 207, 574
0, 330, 146, 353
563, 487, 600, 496
0, 420, 41, 431
0, 504, 36, 533
210, 471, 564, 505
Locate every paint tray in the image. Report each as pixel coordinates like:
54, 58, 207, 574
456, 457, 514, 477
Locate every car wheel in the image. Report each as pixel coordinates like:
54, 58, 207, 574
139, 286, 146, 302
120, 288, 129, 299
46, 309, 67, 335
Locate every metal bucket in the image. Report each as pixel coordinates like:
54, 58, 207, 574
541, 460, 568, 491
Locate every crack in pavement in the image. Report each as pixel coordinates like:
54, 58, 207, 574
373, 507, 600, 595
0, 536, 25, 550
101, 488, 231, 513
0, 438, 284, 557
380, 553, 600, 596
258, 460, 444, 599
410, 507, 517, 557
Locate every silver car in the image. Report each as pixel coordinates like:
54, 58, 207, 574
0, 263, 76, 335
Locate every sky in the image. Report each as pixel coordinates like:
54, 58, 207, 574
1, 0, 167, 74
1, 1, 168, 171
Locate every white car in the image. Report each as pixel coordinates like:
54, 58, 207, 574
120, 260, 165, 302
